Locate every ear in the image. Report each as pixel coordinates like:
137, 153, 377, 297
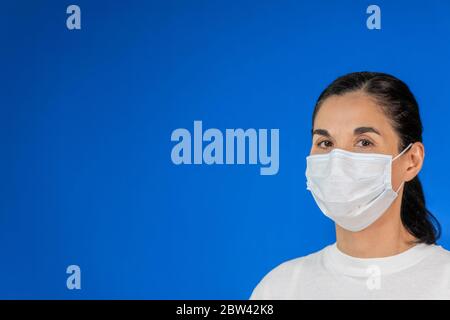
404, 142, 425, 182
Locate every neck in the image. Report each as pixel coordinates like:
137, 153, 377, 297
335, 196, 417, 258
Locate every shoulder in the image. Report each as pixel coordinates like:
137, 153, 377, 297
428, 244, 450, 265
422, 245, 450, 293
249, 245, 329, 300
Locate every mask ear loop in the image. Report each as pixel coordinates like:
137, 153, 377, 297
392, 142, 414, 194
392, 143, 413, 161
395, 181, 405, 194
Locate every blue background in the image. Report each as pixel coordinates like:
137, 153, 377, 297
2, 0, 450, 299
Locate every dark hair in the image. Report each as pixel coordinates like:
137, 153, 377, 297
312, 71, 441, 244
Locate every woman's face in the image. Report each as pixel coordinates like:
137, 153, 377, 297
310, 91, 406, 189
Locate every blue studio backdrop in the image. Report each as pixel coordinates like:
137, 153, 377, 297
2, 0, 450, 299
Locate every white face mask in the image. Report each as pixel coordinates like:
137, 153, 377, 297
305, 143, 413, 232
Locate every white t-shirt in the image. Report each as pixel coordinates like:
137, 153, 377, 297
249, 243, 450, 300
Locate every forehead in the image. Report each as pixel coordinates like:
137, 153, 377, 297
314, 92, 393, 134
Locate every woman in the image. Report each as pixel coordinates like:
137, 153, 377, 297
250, 71, 450, 300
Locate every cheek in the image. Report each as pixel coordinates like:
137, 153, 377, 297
390, 160, 405, 189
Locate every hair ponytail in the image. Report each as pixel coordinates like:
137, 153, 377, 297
402, 176, 440, 244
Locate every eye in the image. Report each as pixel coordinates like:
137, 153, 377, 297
317, 140, 333, 149
356, 138, 374, 148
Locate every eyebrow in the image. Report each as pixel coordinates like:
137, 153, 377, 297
311, 127, 381, 137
